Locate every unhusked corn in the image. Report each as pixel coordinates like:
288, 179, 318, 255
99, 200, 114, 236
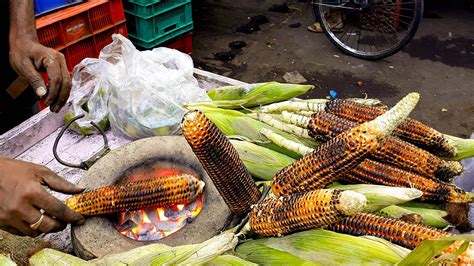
342, 159, 472, 204
65, 174, 204, 216
308, 112, 462, 181
249, 189, 366, 237
325, 99, 456, 157
181, 111, 261, 215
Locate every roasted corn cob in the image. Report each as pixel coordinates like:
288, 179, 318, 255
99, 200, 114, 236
328, 213, 474, 265
65, 174, 204, 216
306, 111, 463, 181
342, 159, 473, 203
325, 99, 456, 157
249, 189, 366, 237
328, 212, 446, 249
181, 111, 261, 215
271, 93, 420, 197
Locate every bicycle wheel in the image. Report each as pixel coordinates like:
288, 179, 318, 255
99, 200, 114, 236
313, 0, 423, 60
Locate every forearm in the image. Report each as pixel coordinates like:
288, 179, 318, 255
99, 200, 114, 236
9, 0, 38, 44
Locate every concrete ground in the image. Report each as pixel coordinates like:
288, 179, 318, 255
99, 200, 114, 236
192, 0, 474, 138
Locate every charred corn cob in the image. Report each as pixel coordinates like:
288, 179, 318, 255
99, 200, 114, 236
181, 111, 261, 215
271, 93, 420, 197
249, 189, 366, 237
325, 99, 456, 157
342, 159, 473, 203
328, 212, 447, 249
65, 174, 204, 216
260, 98, 386, 113
328, 213, 474, 265
307, 112, 463, 181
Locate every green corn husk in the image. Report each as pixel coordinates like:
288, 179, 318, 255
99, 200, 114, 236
230, 140, 296, 180
398, 201, 442, 209
191, 82, 314, 109
445, 135, 474, 160
184, 106, 317, 158
398, 235, 474, 266
236, 229, 409, 265
0, 255, 17, 266
204, 255, 257, 266
378, 205, 452, 228
30, 233, 238, 266
331, 184, 423, 212
29, 249, 87, 266
207, 83, 266, 101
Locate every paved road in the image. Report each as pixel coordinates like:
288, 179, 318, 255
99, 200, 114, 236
192, 0, 474, 138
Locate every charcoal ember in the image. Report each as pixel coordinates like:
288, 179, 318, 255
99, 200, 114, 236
156, 220, 186, 232
116, 220, 138, 231
145, 209, 159, 223
186, 199, 199, 210
138, 223, 155, 236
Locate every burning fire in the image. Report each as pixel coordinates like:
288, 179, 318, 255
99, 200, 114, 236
114, 166, 204, 241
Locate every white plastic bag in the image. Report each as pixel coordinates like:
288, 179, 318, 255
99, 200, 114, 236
67, 34, 209, 138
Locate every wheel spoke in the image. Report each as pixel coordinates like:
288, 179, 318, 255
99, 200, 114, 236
314, 0, 421, 58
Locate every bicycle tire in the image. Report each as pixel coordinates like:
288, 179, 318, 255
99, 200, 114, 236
313, 0, 424, 60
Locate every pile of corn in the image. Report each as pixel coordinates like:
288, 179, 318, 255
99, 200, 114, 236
184, 82, 474, 265
59, 82, 473, 265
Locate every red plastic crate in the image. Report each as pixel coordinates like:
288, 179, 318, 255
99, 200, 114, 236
61, 22, 128, 71
36, 0, 126, 50
164, 32, 192, 54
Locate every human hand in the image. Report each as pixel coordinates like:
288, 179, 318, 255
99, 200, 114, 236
9, 36, 71, 113
0, 157, 85, 237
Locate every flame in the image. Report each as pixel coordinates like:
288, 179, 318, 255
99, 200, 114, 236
157, 208, 169, 221
114, 167, 204, 241
115, 194, 204, 241
143, 212, 152, 224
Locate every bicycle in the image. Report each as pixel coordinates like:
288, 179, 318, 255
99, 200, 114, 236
312, 0, 424, 60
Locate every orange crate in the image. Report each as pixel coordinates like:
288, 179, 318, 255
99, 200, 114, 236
61, 22, 128, 71
36, 0, 126, 50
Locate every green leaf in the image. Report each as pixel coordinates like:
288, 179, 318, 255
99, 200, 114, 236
236, 230, 406, 265
29, 249, 88, 266
397, 235, 474, 266
0, 255, 17, 266
187, 107, 317, 158
231, 140, 296, 180
204, 255, 258, 266
202, 82, 314, 108
236, 239, 320, 265
207, 83, 266, 101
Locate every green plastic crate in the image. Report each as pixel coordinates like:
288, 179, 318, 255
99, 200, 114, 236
128, 0, 159, 5
125, 2, 192, 42
129, 23, 193, 49
123, 0, 191, 19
